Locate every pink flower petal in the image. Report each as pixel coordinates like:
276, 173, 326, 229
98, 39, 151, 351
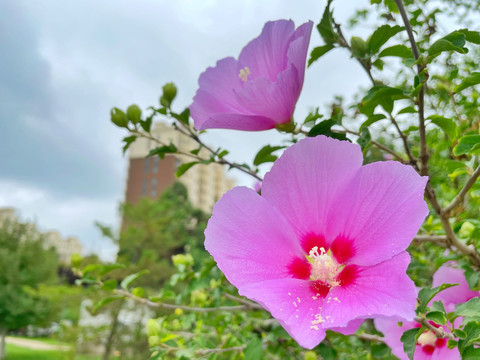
374, 317, 414, 360
240, 278, 326, 349
235, 66, 300, 125
321, 252, 416, 329
238, 20, 296, 82
326, 161, 428, 266
286, 21, 314, 81
432, 345, 461, 360
204, 186, 304, 288
432, 265, 479, 312
329, 318, 364, 335
262, 136, 363, 241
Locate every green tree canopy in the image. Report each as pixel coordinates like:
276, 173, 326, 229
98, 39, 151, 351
0, 219, 59, 359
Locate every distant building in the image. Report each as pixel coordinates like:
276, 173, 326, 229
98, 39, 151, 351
44, 230, 83, 264
0, 207, 82, 264
125, 122, 235, 213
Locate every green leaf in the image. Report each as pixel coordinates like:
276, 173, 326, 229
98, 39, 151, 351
308, 45, 335, 66
453, 135, 480, 155
360, 114, 386, 129
453, 329, 467, 339
455, 298, 480, 322
317, 0, 338, 44
148, 144, 178, 159
458, 321, 480, 354
122, 135, 137, 154
139, 115, 153, 132
357, 127, 372, 154
367, 25, 404, 54
455, 72, 480, 93
126, 104, 142, 124
98, 263, 126, 276
426, 311, 447, 325
102, 279, 117, 291
171, 108, 190, 125
428, 31, 468, 60
459, 29, 480, 44
307, 119, 343, 138
360, 85, 409, 114
121, 270, 150, 290
253, 145, 285, 166
417, 283, 458, 314
428, 115, 457, 138
91, 296, 124, 314
176, 162, 198, 178
243, 338, 262, 360
378, 44, 414, 59
401, 328, 421, 360
462, 264, 480, 290
463, 346, 480, 359
398, 106, 417, 114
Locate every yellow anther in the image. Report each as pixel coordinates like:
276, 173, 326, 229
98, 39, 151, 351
238, 67, 250, 82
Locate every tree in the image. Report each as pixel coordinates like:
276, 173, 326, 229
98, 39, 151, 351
0, 219, 59, 359
116, 182, 209, 287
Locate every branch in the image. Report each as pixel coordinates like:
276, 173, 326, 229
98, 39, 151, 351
195, 345, 246, 357
414, 316, 454, 340
413, 235, 448, 246
444, 164, 480, 215
114, 289, 264, 312
355, 333, 385, 343
336, 129, 408, 164
393, 0, 428, 176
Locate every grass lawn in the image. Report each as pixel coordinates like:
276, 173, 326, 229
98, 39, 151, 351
5, 344, 102, 360
5, 344, 62, 360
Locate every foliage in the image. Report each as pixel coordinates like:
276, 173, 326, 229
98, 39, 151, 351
116, 182, 209, 288
101, 0, 480, 358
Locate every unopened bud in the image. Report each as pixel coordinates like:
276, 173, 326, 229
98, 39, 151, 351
110, 107, 128, 127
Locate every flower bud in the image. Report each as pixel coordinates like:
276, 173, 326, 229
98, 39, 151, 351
127, 104, 142, 124
160, 82, 177, 107
110, 107, 128, 127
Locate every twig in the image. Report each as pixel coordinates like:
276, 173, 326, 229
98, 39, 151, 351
413, 235, 448, 245
355, 333, 385, 343
195, 345, 246, 356
336, 129, 408, 164
414, 316, 454, 340
388, 113, 417, 166
224, 293, 261, 308
332, 20, 376, 85
114, 289, 263, 312
444, 164, 480, 215
393, 0, 428, 176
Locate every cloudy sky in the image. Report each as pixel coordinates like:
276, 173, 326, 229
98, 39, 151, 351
0, 0, 374, 260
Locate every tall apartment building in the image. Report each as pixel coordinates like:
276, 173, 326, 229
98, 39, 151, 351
125, 122, 235, 213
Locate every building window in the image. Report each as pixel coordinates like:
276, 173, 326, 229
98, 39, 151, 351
151, 178, 157, 197
144, 157, 150, 173
141, 179, 147, 196
153, 157, 159, 173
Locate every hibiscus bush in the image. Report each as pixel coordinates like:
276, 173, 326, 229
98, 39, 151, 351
92, 0, 480, 358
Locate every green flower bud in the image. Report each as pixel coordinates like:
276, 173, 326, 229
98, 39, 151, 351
160, 82, 177, 107
110, 107, 128, 127
351, 36, 367, 57
126, 104, 142, 124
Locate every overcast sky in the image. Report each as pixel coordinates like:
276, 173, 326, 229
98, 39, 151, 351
0, 0, 374, 261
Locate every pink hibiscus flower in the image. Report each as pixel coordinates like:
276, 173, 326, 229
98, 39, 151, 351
205, 136, 428, 349
375, 264, 479, 360
190, 20, 313, 131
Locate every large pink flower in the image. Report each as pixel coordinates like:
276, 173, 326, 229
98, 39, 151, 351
205, 136, 428, 349
375, 264, 479, 360
190, 20, 313, 131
